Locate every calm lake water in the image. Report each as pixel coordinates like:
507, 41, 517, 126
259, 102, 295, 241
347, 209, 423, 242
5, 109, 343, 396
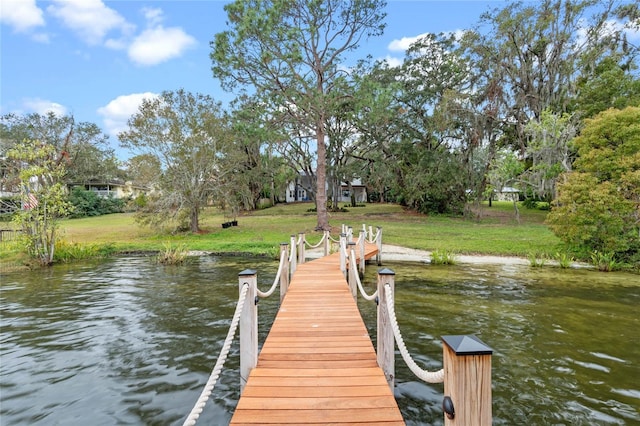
1, 256, 638, 425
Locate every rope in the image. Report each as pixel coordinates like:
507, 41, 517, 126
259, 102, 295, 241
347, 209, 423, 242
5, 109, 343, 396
327, 234, 341, 243
349, 250, 378, 301
256, 250, 286, 298
305, 232, 326, 249
183, 283, 250, 426
384, 284, 444, 384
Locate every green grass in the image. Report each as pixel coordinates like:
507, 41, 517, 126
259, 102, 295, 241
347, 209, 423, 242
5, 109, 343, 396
1, 201, 564, 271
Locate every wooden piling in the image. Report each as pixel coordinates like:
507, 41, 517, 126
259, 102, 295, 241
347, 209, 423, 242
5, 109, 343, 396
239, 269, 258, 393
348, 242, 357, 300
442, 335, 493, 426
377, 268, 395, 390
279, 243, 289, 304
290, 234, 297, 274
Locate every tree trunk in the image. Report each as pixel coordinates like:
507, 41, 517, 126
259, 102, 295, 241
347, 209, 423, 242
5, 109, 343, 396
315, 124, 330, 230
190, 206, 200, 233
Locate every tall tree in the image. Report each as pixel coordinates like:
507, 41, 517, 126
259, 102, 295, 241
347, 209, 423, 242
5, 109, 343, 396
211, 0, 386, 230
0, 112, 119, 184
465, 0, 637, 153
119, 90, 232, 233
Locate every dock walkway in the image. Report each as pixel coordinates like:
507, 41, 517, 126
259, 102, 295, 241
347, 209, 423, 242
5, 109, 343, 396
230, 243, 404, 425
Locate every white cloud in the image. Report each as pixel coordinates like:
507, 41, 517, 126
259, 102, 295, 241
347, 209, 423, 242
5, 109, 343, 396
381, 55, 403, 68
97, 92, 159, 136
47, 0, 134, 46
388, 32, 431, 52
128, 26, 196, 66
0, 0, 45, 32
142, 7, 164, 27
22, 98, 68, 116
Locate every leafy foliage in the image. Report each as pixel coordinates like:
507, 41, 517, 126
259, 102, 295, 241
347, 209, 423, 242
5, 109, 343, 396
119, 90, 233, 233
547, 107, 640, 265
8, 140, 73, 266
211, 0, 387, 230
67, 187, 125, 218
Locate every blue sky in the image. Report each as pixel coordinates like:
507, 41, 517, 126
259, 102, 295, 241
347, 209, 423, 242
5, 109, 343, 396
1, 0, 504, 158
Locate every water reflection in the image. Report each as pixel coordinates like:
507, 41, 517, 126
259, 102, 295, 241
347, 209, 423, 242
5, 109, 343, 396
1, 257, 638, 425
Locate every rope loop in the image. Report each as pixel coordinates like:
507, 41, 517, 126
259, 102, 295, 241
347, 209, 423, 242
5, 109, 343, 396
183, 282, 250, 426
349, 249, 378, 301
305, 232, 326, 249
384, 284, 444, 384
256, 250, 286, 298
327, 234, 341, 243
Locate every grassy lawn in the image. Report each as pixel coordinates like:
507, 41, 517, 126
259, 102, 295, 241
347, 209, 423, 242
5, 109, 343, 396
1, 201, 563, 271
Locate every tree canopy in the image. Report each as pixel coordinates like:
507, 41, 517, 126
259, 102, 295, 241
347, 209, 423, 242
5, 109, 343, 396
118, 90, 233, 233
211, 0, 386, 230
547, 107, 640, 265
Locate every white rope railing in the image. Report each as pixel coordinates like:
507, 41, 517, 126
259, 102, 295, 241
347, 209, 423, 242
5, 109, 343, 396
183, 282, 250, 426
384, 283, 444, 384
373, 228, 382, 243
349, 249, 378, 301
304, 232, 326, 249
327, 234, 341, 243
256, 250, 286, 298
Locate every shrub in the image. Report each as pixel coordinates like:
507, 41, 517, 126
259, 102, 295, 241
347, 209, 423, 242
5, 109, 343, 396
155, 243, 190, 265
431, 249, 457, 265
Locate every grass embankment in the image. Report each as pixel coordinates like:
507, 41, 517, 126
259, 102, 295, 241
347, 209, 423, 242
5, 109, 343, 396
1, 201, 562, 271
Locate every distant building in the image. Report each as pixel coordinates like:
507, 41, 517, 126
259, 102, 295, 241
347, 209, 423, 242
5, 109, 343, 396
68, 181, 149, 199
495, 186, 520, 202
285, 173, 367, 203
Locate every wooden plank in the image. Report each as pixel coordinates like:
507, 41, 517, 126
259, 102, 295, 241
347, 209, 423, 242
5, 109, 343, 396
236, 396, 399, 410
256, 359, 380, 369
248, 367, 385, 377
231, 408, 404, 423
241, 385, 393, 398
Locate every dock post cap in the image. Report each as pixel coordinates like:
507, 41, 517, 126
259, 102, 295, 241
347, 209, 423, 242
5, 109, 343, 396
280, 242, 289, 246
442, 334, 493, 355
377, 268, 395, 275
238, 269, 257, 276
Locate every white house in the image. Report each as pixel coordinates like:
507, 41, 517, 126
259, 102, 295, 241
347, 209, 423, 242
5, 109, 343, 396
285, 174, 367, 204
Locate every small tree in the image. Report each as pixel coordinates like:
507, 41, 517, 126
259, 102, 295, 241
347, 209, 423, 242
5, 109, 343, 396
547, 107, 640, 264
8, 140, 72, 266
119, 90, 232, 233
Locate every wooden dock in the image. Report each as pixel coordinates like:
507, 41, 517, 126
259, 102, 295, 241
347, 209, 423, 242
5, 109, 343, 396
230, 242, 404, 425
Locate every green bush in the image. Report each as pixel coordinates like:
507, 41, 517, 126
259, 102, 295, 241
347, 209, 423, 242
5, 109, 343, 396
68, 187, 125, 218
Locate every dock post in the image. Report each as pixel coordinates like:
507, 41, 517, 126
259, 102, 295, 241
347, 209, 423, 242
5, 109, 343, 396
347, 226, 353, 242
339, 233, 347, 278
348, 243, 357, 299
239, 269, 258, 393
298, 232, 305, 264
376, 226, 382, 266
369, 225, 374, 243
323, 230, 330, 256
280, 243, 290, 304
358, 230, 366, 275
442, 335, 493, 426
377, 268, 395, 390
290, 234, 297, 274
